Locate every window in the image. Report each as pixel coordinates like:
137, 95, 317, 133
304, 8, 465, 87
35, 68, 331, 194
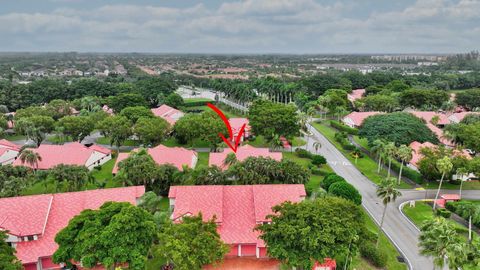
27, 235, 34, 241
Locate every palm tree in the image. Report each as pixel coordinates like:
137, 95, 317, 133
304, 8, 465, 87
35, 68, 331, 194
223, 152, 238, 167
376, 178, 402, 247
371, 139, 386, 173
384, 142, 397, 178
396, 144, 413, 185
313, 142, 321, 153
19, 149, 42, 172
456, 203, 480, 242
269, 134, 283, 151
456, 167, 469, 199
419, 217, 467, 270
433, 156, 453, 210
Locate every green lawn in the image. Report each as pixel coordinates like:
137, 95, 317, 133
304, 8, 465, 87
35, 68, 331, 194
312, 121, 411, 189
247, 135, 268, 147
96, 136, 139, 147
422, 180, 480, 190
3, 133, 26, 141
196, 152, 210, 168
353, 135, 370, 150
91, 158, 116, 183
292, 137, 306, 147
46, 135, 74, 144
402, 201, 468, 234
182, 103, 244, 119
183, 97, 213, 104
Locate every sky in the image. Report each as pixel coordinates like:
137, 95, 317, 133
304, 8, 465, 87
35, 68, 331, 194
0, 0, 479, 54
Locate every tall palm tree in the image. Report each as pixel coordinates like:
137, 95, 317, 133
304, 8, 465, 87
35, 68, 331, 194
456, 203, 480, 242
371, 139, 386, 173
419, 217, 467, 270
433, 156, 453, 210
19, 149, 42, 172
384, 142, 397, 178
456, 167, 469, 199
376, 178, 402, 247
313, 142, 321, 153
396, 144, 413, 185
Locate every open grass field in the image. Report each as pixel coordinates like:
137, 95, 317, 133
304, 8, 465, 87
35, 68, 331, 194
96, 136, 139, 147
183, 97, 213, 104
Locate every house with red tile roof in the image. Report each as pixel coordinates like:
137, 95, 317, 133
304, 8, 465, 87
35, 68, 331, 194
0, 139, 20, 165
408, 141, 472, 171
448, 112, 480, 123
342, 111, 382, 128
112, 145, 197, 174
347, 89, 366, 103
168, 184, 306, 259
151, 104, 185, 125
13, 142, 111, 170
408, 111, 453, 146
209, 145, 282, 170
0, 186, 145, 270
229, 118, 251, 141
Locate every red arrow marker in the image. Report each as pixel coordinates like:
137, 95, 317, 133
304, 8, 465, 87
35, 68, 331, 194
207, 102, 246, 153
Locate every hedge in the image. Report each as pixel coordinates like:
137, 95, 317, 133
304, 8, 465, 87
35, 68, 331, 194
183, 100, 216, 107
330, 120, 359, 135
360, 242, 388, 268
321, 173, 346, 190
295, 148, 313, 159
328, 181, 362, 205
436, 208, 452, 218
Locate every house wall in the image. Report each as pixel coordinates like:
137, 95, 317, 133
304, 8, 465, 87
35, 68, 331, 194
41, 257, 60, 269
258, 247, 268, 258
342, 117, 355, 128
86, 152, 111, 170
23, 263, 37, 270
0, 150, 19, 165
191, 154, 198, 168
241, 244, 256, 256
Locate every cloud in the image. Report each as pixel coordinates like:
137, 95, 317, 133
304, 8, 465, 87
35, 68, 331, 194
0, 0, 478, 53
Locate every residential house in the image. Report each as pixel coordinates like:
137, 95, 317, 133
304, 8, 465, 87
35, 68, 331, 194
408, 141, 472, 172
342, 111, 382, 128
448, 112, 480, 124
13, 142, 111, 170
408, 111, 452, 146
0, 139, 20, 165
112, 145, 197, 174
151, 104, 185, 125
347, 89, 366, 103
209, 145, 282, 170
0, 186, 145, 270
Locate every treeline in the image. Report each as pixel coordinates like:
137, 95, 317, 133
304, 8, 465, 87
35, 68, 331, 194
0, 76, 176, 111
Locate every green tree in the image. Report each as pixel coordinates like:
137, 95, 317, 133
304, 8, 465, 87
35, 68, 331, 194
134, 117, 170, 145
455, 89, 480, 110
18, 149, 42, 171
384, 142, 397, 178
359, 112, 438, 145
419, 217, 467, 270
164, 93, 184, 109
455, 203, 480, 242
107, 93, 148, 113
249, 100, 300, 140
376, 178, 401, 247
15, 115, 55, 146
371, 139, 386, 173
223, 152, 238, 167
361, 94, 399, 112
152, 214, 228, 270
328, 181, 362, 205
399, 89, 449, 109
0, 230, 22, 270
57, 115, 94, 142
138, 191, 163, 214
256, 197, 365, 269
96, 116, 133, 150
53, 202, 156, 270
433, 157, 453, 210
49, 164, 92, 192
120, 106, 154, 124
117, 149, 158, 187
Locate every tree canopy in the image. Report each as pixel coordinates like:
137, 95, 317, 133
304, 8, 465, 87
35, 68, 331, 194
359, 112, 439, 145
53, 202, 156, 270
249, 100, 300, 140
0, 230, 22, 270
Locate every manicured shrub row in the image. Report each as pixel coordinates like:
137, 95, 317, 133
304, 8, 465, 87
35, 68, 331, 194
183, 100, 216, 107
330, 120, 359, 135
320, 173, 362, 205
436, 208, 452, 218
334, 132, 356, 151
360, 242, 388, 268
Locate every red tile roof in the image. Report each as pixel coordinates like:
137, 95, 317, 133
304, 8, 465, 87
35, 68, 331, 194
347, 89, 366, 102
0, 186, 145, 264
0, 139, 20, 151
151, 104, 184, 125
12, 143, 111, 170
168, 184, 306, 246
209, 145, 282, 169
229, 118, 251, 137
112, 145, 197, 173
409, 141, 436, 168
448, 112, 480, 123
342, 111, 382, 127
409, 111, 450, 125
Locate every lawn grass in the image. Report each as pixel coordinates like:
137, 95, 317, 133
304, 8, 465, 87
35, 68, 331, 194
46, 135, 74, 144
96, 136, 139, 147
422, 180, 480, 190
91, 158, 116, 183
247, 135, 268, 147
292, 137, 306, 147
312, 121, 411, 188
402, 201, 468, 234
353, 135, 370, 150
3, 133, 26, 141
196, 152, 210, 168
184, 97, 213, 103
183, 103, 245, 119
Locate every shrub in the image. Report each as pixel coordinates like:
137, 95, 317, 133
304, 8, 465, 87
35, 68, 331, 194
390, 160, 424, 184
445, 201, 457, 212
330, 120, 359, 135
310, 166, 323, 175
328, 181, 362, 205
436, 208, 452, 218
360, 242, 388, 268
183, 100, 215, 107
321, 173, 346, 190
295, 148, 313, 159
311, 155, 327, 166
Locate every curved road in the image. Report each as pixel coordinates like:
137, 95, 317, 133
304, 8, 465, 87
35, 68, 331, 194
181, 88, 479, 269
